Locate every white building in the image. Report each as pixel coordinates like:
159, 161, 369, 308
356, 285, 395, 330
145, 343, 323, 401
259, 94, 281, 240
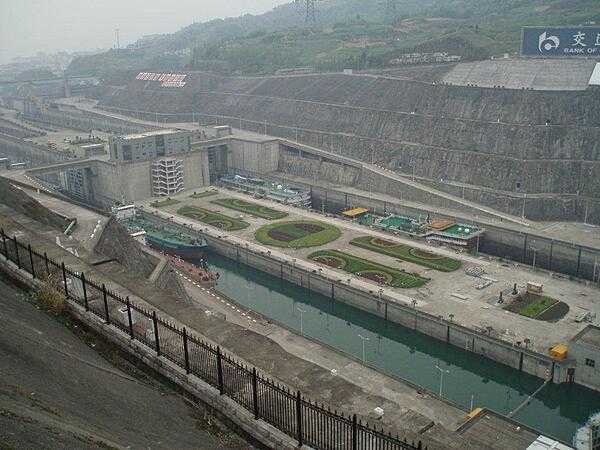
151, 158, 184, 197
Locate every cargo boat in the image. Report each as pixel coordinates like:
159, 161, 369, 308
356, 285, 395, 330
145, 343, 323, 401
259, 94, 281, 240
167, 254, 219, 287
122, 214, 208, 259
145, 233, 207, 259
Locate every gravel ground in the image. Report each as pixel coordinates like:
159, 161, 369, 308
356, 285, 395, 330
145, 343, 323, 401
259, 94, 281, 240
0, 272, 256, 450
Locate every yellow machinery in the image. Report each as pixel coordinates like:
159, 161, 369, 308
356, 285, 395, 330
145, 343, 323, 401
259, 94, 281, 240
549, 344, 568, 361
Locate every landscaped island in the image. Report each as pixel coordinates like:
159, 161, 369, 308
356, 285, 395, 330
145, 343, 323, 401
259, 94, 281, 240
177, 206, 249, 231
255, 220, 340, 248
308, 249, 428, 289
350, 236, 461, 272
504, 292, 569, 322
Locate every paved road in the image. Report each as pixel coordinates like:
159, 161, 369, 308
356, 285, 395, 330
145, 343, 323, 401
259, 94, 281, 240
0, 273, 254, 450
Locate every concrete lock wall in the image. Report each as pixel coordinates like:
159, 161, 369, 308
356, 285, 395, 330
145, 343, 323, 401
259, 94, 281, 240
90, 151, 210, 207
0, 132, 69, 167
32, 109, 152, 135
202, 233, 564, 386
229, 139, 280, 175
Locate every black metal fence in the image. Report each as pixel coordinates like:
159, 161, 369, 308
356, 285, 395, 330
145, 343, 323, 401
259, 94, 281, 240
0, 228, 424, 450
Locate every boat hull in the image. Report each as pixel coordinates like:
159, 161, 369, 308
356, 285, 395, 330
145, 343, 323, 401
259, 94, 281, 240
146, 235, 206, 259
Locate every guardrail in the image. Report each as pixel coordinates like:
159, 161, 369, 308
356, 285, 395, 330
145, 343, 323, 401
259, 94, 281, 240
0, 228, 425, 450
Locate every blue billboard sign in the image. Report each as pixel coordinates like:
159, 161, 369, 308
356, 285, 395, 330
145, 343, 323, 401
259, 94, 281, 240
522, 27, 600, 57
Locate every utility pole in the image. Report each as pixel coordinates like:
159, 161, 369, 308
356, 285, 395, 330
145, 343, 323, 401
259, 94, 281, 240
115, 28, 120, 50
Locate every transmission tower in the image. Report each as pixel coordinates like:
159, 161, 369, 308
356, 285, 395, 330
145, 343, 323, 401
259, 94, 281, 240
295, 0, 318, 23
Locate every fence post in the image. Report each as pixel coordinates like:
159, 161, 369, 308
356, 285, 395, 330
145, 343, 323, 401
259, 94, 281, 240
102, 284, 110, 324
252, 368, 259, 419
183, 327, 190, 374
44, 252, 49, 275
1, 228, 7, 258
126, 297, 134, 339
296, 391, 303, 447
61, 262, 68, 297
216, 346, 224, 395
13, 237, 21, 269
28, 244, 35, 279
152, 311, 160, 355
352, 414, 357, 450
81, 273, 89, 311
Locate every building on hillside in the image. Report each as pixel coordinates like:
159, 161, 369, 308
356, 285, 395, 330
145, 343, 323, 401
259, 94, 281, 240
109, 129, 192, 161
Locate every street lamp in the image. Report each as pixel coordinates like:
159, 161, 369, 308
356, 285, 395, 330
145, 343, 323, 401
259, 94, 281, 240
296, 306, 306, 336
411, 299, 418, 329
435, 364, 450, 398
358, 334, 370, 363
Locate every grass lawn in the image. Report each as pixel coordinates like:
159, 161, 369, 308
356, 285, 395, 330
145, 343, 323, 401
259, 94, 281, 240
350, 236, 461, 272
255, 220, 340, 248
150, 198, 181, 208
177, 205, 249, 231
505, 293, 558, 319
211, 198, 288, 220
308, 249, 428, 289
189, 191, 218, 199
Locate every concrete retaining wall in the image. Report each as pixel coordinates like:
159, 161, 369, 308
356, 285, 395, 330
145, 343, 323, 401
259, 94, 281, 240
0, 132, 69, 167
29, 108, 153, 135
203, 233, 568, 386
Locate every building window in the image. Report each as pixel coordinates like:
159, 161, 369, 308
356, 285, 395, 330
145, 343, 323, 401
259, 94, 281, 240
586, 358, 596, 368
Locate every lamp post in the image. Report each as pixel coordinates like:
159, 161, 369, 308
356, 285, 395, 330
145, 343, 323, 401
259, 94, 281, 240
358, 334, 370, 363
411, 299, 418, 329
435, 364, 450, 398
296, 306, 306, 336
530, 247, 538, 271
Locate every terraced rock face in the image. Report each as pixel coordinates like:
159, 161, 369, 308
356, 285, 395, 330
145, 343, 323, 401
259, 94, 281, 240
94, 217, 192, 303
0, 176, 71, 230
100, 71, 600, 222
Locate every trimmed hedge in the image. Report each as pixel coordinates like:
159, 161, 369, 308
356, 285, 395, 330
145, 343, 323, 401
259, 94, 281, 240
177, 206, 249, 231
189, 190, 218, 199
308, 249, 428, 289
211, 198, 288, 220
150, 198, 181, 208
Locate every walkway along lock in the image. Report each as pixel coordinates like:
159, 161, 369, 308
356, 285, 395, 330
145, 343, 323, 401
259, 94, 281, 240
0, 228, 425, 450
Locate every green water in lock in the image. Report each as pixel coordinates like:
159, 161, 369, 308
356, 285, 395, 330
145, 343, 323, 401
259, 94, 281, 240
199, 251, 600, 444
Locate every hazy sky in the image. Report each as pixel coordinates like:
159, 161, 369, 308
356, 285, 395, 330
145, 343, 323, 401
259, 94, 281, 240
0, 0, 289, 64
